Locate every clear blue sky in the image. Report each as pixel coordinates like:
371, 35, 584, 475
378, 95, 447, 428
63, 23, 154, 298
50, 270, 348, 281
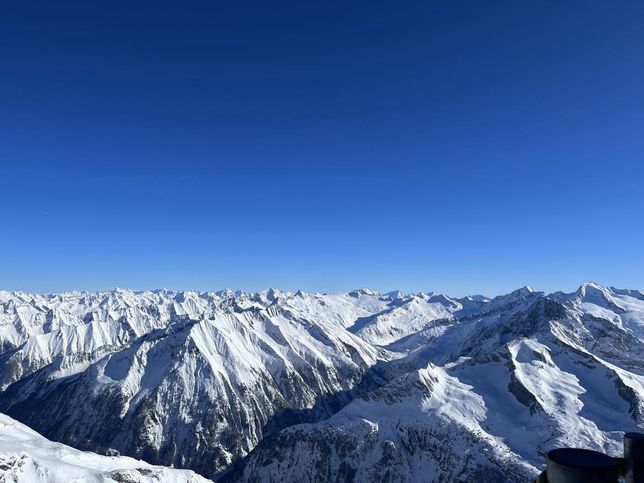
1, 1, 643, 296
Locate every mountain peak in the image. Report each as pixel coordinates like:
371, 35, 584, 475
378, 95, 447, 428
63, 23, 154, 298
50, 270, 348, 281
577, 281, 608, 293
348, 288, 379, 298
574, 282, 612, 301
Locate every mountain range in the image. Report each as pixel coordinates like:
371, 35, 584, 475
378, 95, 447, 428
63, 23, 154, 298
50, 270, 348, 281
0, 282, 642, 482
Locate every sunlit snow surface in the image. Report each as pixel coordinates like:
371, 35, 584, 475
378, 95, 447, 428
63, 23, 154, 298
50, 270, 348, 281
0, 282, 642, 482
0, 412, 210, 482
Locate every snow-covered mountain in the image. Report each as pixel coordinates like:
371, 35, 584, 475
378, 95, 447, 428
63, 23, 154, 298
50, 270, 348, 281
226, 284, 644, 482
0, 411, 210, 482
0, 283, 642, 482
0, 289, 385, 477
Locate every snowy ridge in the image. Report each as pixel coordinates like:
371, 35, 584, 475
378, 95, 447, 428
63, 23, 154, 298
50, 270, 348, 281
347, 293, 457, 347
0, 412, 210, 482
223, 363, 536, 482
0, 284, 642, 482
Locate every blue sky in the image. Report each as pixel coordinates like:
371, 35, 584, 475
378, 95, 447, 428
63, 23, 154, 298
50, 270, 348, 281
1, 1, 643, 296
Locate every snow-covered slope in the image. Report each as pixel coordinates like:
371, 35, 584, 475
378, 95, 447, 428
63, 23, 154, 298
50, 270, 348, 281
0, 412, 209, 482
222, 364, 536, 483
0, 284, 642, 482
346, 293, 458, 347
223, 285, 644, 482
0, 289, 385, 477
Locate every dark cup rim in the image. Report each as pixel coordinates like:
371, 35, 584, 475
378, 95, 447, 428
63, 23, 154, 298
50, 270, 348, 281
547, 448, 616, 469
625, 432, 644, 440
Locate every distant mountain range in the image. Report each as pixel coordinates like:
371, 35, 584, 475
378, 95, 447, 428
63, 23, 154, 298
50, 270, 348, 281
0, 283, 642, 482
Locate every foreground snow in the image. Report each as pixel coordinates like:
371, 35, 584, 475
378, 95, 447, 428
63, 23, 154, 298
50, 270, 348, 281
0, 412, 210, 482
